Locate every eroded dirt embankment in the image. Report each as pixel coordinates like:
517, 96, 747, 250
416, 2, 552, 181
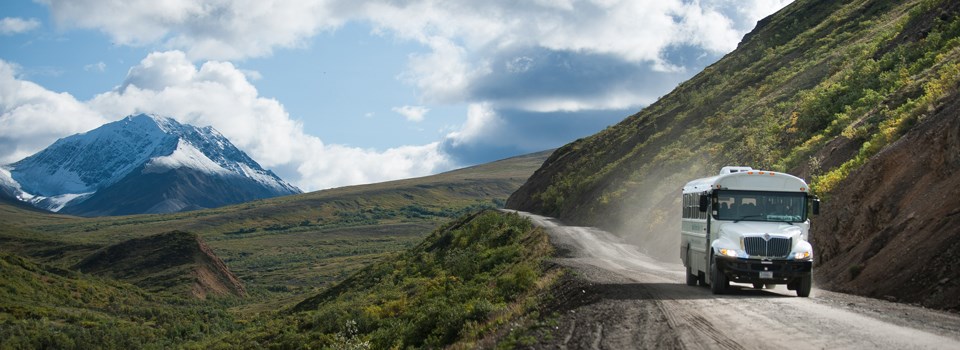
812, 98, 960, 311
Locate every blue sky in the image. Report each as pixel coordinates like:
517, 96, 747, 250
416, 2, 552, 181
0, 0, 792, 191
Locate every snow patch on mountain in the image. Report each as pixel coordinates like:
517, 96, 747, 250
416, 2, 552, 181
144, 139, 230, 175
31, 192, 93, 212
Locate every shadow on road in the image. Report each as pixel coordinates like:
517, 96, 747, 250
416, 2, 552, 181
590, 282, 794, 301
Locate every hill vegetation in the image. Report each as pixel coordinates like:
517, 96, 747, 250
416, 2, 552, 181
0, 252, 242, 349
74, 231, 247, 299
0, 151, 552, 346
507, 0, 960, 309
0, 150, 548, 302
209, 210, 557, 349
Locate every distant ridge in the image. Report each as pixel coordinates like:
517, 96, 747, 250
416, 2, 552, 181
1, 114, 300, 216
74, 231, 246, 299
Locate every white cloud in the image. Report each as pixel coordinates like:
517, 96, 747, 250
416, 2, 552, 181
391, 105, 429, 122
0, 60, 106, 164
85, 51, 452, 190
16, 1, 795, 183
444, 103, 502, 147
41, 0, 349, 60
0, 17, 40, 35
39, 0, 793, 105
1, 52, 452, 191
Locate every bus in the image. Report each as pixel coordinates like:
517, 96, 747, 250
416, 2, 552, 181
680, 166, 819, 297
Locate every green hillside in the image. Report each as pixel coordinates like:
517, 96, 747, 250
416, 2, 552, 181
0, 252, 242, 349
507, 0, 960, 308
0, 152, 551, 347
209, 210, 556, 349
0, 151, 549, 302
1, 211, 556, 349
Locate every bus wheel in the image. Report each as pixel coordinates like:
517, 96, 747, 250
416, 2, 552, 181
796, 274, 812, 297
752, 283, 763, 289
710, 258, 728, 295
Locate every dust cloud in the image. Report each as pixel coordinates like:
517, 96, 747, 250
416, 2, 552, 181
607, 160, 713, 264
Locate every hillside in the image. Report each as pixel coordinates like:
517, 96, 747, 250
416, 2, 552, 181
0, 150, 550, 347
507, 0, 960, 309
210, 210, 557, 349
0, 252, 242, 348
0, 150, 550, 301
812, 98, 959, 310
74, 231, 246, 299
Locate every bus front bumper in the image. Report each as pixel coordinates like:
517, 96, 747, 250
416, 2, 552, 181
716, 257, 812, 284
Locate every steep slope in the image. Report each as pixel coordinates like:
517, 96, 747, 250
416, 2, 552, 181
812, 98, 960, 310
73, 231, 246, 299
2, 113, 299, 215
507, 0, 960, 308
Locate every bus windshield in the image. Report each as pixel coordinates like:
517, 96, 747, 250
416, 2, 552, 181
715, 190, 807, 223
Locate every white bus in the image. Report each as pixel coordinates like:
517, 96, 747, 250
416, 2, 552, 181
680, 166, 819, 297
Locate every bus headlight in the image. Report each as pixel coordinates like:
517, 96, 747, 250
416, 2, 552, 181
793, 251, 811, 260
720, 248, 739, 257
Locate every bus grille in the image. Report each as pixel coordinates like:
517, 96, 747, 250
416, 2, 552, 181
743, 237, 791, 258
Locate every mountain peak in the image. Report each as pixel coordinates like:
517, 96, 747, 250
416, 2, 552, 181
2, 114, 300, 215
124, 113, 186, 134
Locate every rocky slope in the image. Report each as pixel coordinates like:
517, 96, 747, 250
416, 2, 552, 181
507, 0, 960, 309
74, 231, 246, 299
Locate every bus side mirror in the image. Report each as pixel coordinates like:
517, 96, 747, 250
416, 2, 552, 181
812, 198, 821, 215
699, 194, 709, 212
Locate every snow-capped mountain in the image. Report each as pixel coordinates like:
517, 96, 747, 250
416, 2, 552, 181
1, 114, 301, 216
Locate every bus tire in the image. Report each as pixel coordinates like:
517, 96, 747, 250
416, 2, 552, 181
710, 257, 728, 295
796, 274, 812, 297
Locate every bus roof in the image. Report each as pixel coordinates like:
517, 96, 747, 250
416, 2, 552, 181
682, 169, 810, 194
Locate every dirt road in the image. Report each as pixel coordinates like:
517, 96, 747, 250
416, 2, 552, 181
515, 211, 960, 349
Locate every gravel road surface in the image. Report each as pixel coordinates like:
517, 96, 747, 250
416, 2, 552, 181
514, 211, 960, 349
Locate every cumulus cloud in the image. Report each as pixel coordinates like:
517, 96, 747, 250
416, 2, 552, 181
41, 0, 350, 60
90, 51, 453, 190
441, 104, 627, 164
0, 60, 106, 164
1, 52, 452, 190
37, 0, 793, 113
0, 17, 40, 35
391, 105, 429, 122
22, 0, 794, 184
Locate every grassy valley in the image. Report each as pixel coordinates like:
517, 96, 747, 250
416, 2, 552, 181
0, 151, 551, 347
1, 151, 548, 300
